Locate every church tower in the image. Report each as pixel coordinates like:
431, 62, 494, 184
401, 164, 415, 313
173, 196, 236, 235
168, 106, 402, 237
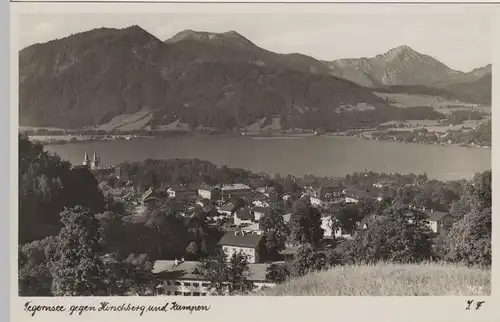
91, 152, 100, 170
82, 152, 90, 167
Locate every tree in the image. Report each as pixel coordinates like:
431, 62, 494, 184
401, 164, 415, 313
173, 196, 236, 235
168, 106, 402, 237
19, 134, 105, 243
441, 208, 491, 267
334, 204, 363, 235
336, 207, 435, 264
289, 198, 324, 247
18, 236, 57, 296
197, 252, 254, 295
46, 206, 159, 296
48, 206, 108, 296
102, 253, 158, 296
291, 244, 328, 277
468, 171, 492, 212
144, 207, 190, 259
265, 263, 290, 284
186, 210, 224, 260
259, 209, 289, 259
451, 170, 491, 219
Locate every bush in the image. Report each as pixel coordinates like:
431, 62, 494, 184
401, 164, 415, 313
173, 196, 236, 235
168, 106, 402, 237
291, 244, 328, 277
265, 263, 291, 284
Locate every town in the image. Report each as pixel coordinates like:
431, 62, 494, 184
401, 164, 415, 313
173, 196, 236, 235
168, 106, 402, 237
57, 148, 478, 297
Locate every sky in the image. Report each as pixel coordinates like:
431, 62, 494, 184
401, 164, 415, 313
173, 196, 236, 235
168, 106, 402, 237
18, 10, 492, 72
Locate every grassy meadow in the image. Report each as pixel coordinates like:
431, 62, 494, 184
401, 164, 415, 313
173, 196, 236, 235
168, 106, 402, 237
257, 262, 491, 296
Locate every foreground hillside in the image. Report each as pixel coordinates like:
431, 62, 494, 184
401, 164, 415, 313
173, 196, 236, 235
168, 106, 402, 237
258, 263, 491, 296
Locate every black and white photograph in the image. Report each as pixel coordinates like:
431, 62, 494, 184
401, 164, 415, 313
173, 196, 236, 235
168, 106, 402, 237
15, 3, 492, 299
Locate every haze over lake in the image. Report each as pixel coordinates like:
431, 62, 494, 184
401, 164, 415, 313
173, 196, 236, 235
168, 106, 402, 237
45, 136, 491, 181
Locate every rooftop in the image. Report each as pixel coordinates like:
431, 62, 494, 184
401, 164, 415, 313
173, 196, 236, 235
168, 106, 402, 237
152, 260, 271, 282
217, 231, 264, 248
344, 188, 379, 199
168, 185, 200, 192
219, 202, 237, 212
235, 207, 253, 220
221, 183, 251, 191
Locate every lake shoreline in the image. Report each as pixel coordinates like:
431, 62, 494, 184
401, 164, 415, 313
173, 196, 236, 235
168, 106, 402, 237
43, 134, 491, 182
38, 131, 491, 150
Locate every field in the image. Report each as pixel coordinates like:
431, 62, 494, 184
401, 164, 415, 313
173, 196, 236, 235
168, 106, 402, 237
95, 109, 152, 132
257, 262, 491, 296
374, 92, 486, 114
152, 119, 191, 132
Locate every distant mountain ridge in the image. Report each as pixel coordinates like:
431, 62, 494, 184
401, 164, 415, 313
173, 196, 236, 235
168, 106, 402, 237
19, 26, 491, 130
325, 45, 489, 88
164, 29, 336, 76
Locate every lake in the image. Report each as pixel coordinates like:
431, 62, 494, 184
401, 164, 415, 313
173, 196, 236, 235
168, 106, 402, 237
44, 136, 491, 181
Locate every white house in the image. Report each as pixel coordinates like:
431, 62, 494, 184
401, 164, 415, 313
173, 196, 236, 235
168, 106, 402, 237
218, 231, 264, 264
344, 195, 360, 204
152, 260, 275, 296
198, 186, 221, 201
252, 206, 271, 221
320, 215, 352, 239
283, 213, 292, 224
234, 207, 254, 226
321, 215, 333, 237
252, 200, 271, 208
427, 210, 455, 235
310, 197, 324, 207
167, 186, 199, 199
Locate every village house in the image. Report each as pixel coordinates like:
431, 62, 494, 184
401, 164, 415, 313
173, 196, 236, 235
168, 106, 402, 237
152, 259, 275, 296
220, 183, 253, 201
198, 185, 221, 201
218, 231, 265, 264
427, 210, 455, 235
315, 184, 344, 203
321, 214, 333, 237
344, 189, 381, 203
320, 215, 352, 239
372, 178, 393, 189
217, 202, 235, 217
310, 196, 324, 207
252, 206, 271, 221
233, 207, 254, 226
140, 187, 168, 208
302, 185, 317, 198
167, 185, 199, 200
256, 186, 279, 202
252, 199, 271, 208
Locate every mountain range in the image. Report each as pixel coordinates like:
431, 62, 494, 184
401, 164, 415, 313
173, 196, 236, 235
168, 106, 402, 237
19, 26, 491, 131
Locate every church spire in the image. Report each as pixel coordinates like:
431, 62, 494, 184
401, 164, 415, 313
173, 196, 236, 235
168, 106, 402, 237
91, 152, 100, 170
82, 152, 89, 166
